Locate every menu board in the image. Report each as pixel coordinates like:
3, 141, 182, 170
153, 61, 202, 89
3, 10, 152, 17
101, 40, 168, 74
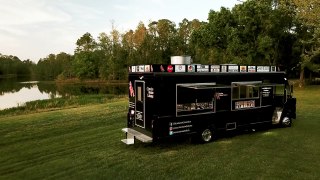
235, 100, 255, 109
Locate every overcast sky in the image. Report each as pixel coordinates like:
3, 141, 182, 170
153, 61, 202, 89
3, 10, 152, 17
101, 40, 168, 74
0, 0, 240, 62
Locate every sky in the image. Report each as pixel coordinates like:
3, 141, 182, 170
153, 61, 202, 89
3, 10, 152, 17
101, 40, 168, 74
0, 0, 241, 62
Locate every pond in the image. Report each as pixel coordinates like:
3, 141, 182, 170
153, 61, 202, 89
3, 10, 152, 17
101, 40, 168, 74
0, 78, 127, 110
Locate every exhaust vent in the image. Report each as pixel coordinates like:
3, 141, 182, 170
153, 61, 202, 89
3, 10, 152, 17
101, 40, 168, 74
171, 56, 192, 65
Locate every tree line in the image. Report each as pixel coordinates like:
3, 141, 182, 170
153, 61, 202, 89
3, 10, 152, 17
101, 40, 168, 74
1, 0, 319, 86
0, 54, 34, 78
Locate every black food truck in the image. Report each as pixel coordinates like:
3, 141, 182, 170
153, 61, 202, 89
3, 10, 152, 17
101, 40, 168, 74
122, 57, 296, 145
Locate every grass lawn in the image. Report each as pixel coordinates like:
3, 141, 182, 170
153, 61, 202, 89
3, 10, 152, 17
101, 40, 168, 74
0, 87, 319, 179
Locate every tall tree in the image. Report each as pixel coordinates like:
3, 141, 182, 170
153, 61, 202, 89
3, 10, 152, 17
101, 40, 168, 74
122, 30, 135, 66
97, 32, 112, 79
56, 52, 73, 79
149, 19, 177, 63
133, 22, 148, 64
175, 18, 201, 55
75, 32, 96, 53
191, 0, 297, 67
73, 33, 99, 79
290, 0, 320, 86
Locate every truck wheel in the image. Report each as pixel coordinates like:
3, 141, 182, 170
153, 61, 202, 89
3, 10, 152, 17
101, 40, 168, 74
281, 117, 292, 127
200, 128, 213, 143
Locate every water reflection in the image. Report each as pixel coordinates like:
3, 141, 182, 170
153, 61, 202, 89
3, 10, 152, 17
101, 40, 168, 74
0, 79, 127, 110
0, 84, 61, 110
0, 79, 34, 95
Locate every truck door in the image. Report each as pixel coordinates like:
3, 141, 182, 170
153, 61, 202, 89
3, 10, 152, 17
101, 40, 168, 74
135, 81, 145, 128
261, 86, 274, 106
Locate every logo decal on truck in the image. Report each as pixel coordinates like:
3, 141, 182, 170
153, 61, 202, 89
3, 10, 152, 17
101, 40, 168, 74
160, 65, 165, 72
214, 92, 228, 100
136, 111, 143, 121
147, 87, 154, 98
169, 121, 193, 135
129, 81, 135, 97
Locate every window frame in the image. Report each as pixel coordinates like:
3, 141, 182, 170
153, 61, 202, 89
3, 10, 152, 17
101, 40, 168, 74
176, 83, 216, 117
231, 81, 262, 111
231, 81, 261, 100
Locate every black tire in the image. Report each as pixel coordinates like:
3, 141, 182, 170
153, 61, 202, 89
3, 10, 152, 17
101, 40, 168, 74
200, 128, 214, 143
281, 117, 292, 127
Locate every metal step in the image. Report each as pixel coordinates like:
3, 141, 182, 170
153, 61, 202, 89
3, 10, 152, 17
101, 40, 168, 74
121, 138, 135, 145
122, 128, 153, 144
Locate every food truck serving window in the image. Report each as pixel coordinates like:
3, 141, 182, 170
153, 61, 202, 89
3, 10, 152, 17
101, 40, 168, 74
231, 81, 261, 110
232, 81, 261, 99
176, 83, 216, 116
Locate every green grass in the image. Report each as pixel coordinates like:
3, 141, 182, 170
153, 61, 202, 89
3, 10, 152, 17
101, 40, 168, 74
0, 94, 125, 116
0, 87, 320, 179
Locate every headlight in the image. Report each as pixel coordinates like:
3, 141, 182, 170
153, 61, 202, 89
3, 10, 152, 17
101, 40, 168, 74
130, 110, 135, 115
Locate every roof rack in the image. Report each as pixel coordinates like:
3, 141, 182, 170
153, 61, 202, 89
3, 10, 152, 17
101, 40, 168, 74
129, 64, 279, 73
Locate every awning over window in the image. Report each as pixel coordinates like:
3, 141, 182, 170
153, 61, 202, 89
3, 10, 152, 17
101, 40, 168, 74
232, 81, 262, 86
178, 83, 217, 89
